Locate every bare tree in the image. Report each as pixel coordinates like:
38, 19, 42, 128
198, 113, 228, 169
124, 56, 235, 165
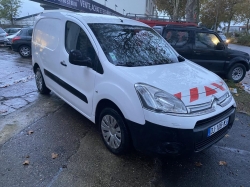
185, 0, 198, 22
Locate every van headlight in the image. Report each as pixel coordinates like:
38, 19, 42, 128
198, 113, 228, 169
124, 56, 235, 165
135, 83, 187, 114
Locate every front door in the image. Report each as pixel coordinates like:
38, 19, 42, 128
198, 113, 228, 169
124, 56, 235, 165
192, 32, 226, 73
57, 20, 100, 118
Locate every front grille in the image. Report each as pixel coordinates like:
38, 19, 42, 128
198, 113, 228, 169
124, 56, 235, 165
195, 106, 234, 128
195, 127, 228, 152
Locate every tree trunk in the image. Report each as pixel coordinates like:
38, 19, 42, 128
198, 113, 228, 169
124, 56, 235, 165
227, 20, 231, 34
247, 19, 250, 35
173, 0, 180, 21
185, 0, 198, 22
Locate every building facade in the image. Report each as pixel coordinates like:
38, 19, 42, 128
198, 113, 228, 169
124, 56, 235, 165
93, 0, 156, 16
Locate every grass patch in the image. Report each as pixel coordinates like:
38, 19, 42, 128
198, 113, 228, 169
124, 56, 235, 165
225, 80, 250, 115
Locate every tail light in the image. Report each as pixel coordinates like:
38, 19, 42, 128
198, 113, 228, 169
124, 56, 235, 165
12, 36, 21, 43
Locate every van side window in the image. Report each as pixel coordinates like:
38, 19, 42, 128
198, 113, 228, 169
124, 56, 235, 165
195, 33, 220, 49
165, 30, 189, 48
65, 21, 103, 74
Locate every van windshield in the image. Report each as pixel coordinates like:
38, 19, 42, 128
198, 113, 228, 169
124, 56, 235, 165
88, 24, 178, 67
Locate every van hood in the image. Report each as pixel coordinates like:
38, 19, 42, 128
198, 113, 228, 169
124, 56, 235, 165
118, 61, 229, 106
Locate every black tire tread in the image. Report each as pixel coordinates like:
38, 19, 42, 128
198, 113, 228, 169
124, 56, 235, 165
35, 67, 51, 95
99, 108, 130, 155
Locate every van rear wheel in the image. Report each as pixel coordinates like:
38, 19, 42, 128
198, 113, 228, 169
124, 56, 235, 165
35, 67, 51, 94
99, 108, 130, 155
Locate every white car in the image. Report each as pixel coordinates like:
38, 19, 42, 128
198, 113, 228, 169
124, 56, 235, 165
0, 27, 8, 46
32, 12, 236, 156
4, 30, 21, 47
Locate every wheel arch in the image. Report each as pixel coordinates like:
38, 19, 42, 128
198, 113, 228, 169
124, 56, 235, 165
227, 58, 249, 72
18, 44, 31, 50
33, 63, 40, 73
95, 99, 125, 126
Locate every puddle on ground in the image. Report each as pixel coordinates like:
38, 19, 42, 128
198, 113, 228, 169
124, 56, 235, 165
242, 83, 250, 93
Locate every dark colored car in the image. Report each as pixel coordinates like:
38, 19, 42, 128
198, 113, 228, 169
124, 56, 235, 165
153, 25, 250, 83
11, 27, 33, 58
4, 28, 21, 35
0, 27, 8, 45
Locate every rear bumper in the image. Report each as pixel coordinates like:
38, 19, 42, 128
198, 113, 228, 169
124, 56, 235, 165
126, 106, 236, 156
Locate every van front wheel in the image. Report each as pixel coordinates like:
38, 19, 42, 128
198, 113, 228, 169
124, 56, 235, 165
99, 108, 130, 155
35, 67, 51, 94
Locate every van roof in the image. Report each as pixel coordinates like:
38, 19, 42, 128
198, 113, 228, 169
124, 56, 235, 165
39, 11, 149, 27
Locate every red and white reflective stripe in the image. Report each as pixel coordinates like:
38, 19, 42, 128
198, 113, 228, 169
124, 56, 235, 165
190, 87, 199, 102
174, 82, 225, 103
211, 82, 225, 91
204, 86, 217, 96
174, 92, 181, 99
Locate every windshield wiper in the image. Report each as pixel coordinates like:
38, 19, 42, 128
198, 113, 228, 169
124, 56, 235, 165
116, 62, 135, 67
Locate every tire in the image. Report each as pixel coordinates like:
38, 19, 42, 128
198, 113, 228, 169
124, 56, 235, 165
35, 67, 51, 94
227, 63, 246, 83
99, 108, 130, 155
19, 45, 31, 58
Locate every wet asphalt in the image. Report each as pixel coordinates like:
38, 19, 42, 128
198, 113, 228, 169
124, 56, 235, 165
0, 45, 250, 187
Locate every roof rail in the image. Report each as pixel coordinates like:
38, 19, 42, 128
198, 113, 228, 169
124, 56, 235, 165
164, 24, 210, 30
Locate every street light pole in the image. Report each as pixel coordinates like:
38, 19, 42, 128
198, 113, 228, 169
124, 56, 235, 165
115, 4, 117, 11
123, 9, 125, 15
104, 0, 107, 7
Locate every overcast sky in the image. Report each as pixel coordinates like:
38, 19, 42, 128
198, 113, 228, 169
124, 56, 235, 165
19, 0, 44, 17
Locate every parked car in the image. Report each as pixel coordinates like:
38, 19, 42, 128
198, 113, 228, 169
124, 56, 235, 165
218, 32, 230, 44
4, 30, 21, 47
32, 12, 236, 156
153, 25, 250, 83
0, 27, 8, 46
4, 28, 21, 35
11, 27, 33, 58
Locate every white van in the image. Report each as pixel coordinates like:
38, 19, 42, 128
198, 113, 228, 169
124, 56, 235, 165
32, 12, 236, 156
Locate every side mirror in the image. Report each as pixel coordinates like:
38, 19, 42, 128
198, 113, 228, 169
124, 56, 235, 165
69, 50, 92, 68
216, 42, 225, 50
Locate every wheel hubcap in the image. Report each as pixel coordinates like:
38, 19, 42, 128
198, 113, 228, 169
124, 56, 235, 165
35, 70, 43, 91
20, 47, 30, 56
101, 115, 121, 149
232, 67, 243, 81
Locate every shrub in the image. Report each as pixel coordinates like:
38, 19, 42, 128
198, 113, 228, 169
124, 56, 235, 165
237, 34, 250, 46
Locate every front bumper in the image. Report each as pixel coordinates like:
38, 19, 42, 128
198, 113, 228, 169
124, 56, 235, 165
126, 106, 236, 156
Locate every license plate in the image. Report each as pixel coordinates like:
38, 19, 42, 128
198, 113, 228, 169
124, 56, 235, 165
207, 117, 229, 137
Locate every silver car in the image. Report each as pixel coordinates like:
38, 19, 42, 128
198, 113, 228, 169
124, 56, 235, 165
4, 30, 20, 47
0, 28, 8, 46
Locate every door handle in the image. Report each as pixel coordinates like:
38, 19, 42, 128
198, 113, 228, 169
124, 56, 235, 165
193, 50, 201, 55
60, 61, 67, 66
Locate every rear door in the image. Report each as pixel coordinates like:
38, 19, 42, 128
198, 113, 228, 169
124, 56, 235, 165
163, 28, 193, 59
192, 32, 226, 73
19, 28, 32, 46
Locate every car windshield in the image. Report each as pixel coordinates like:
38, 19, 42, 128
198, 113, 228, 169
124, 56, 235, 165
88, 24, 178, 67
